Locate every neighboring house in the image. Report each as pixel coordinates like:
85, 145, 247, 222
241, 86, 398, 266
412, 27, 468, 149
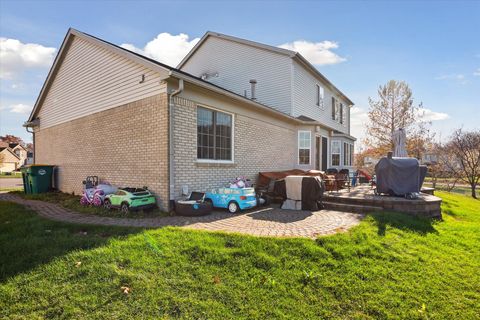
0, 147, 21, 173
178, 32, 355, 171
24, 28, 356, 211
364, 156, 380, 168
421, 152, 438, 165
9, 144, 28, 167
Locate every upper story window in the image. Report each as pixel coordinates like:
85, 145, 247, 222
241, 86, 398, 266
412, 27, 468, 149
331, 98, 347, 125
331, 140, 341, 166
331, 97, 339, 121
340, 103, 343, 124
298, 130, 311, 165
197, 106, 233, 161
316, 84, 324, 108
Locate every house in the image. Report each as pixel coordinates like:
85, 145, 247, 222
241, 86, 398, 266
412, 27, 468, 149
24, 28, 355, 211
178, 32, 355, 171
9, 144, 28, 167
0, 146, 21, 173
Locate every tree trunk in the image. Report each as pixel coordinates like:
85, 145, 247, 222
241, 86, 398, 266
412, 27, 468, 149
471, 184, 477, 199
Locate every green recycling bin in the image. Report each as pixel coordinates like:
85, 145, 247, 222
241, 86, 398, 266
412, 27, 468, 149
21, 165, 55, 194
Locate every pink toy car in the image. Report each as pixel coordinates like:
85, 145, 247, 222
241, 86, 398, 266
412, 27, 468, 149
80, 176, 117, 207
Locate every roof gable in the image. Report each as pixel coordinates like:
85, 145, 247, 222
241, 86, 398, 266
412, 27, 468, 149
0, 147, 20, 160
27, 28, 173, 123
178, 31, 354, 106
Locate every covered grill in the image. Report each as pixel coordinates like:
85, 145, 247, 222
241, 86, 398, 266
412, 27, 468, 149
375, 156, 427, 196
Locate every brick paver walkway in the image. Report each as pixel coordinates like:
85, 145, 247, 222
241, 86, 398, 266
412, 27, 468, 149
0, 193, 363, 238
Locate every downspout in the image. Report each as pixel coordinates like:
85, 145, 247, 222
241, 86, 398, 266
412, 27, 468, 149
168, 79, 184, 208
26, 127, 35, 164
23, 119, 38, 164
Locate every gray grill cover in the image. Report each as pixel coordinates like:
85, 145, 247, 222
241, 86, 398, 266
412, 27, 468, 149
375, 157, 427, 196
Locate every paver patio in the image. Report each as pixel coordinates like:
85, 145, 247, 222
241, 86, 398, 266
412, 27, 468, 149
0, 193, 363, 238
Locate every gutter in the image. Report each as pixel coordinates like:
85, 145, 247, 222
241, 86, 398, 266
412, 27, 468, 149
168, 79, 184, 207
23, 119, 39, 164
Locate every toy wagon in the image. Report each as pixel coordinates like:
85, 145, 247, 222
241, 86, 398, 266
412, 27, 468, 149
205, 187, 257, 213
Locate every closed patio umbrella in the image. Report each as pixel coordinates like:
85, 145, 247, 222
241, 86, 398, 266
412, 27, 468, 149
392, 128, 407, 157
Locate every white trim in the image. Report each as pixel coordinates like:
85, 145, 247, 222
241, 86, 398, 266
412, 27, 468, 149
297, 130, 312, 165
315, 134, 329, 171
331, 140, 341, 167
196, 159, 235, 164
196, 104, 235, 163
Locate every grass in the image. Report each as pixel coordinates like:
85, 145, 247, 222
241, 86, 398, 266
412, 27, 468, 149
0, 192, 479, 319
423, 183, 477, 197
10, 191, 169, 218
0, 172, 22, 178
0, 187, 24, 192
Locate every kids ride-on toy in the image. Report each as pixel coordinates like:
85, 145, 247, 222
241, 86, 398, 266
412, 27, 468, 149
103, 187, 156, 213
204, 187, 257, 213
80, 176, 117, 207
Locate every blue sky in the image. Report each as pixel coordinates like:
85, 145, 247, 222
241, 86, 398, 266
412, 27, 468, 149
1, 0, 479, 147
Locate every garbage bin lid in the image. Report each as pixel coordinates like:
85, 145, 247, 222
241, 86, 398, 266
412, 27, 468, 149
25, 164, 55, 167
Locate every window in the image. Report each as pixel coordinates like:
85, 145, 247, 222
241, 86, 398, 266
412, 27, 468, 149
343, 143, 354, 166
339, 103, 344, 124
331, 97, 336, 120
316, 84, 324, 108
331, 140, 341, 166
298, 131, 311, 165
197, 106, 233, 161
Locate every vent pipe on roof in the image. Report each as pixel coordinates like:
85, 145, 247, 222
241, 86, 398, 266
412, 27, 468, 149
249, 79, 257, 100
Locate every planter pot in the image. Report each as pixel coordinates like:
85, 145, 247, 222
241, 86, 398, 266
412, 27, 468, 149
175, 200, 212, 217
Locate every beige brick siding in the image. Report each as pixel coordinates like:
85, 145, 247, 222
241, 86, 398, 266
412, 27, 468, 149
171, 96, 297, 198
35, 93, 170, 210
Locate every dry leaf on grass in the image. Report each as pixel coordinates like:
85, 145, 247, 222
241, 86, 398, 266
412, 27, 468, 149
75, 261, 82, 267
121, 286, 131, 294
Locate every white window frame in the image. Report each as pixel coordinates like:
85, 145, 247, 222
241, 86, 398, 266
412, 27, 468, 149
298, 130, 312, 165
196, 104, 235, 164
331, 140, 341, 167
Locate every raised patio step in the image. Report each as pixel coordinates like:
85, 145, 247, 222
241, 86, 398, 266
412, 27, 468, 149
323, 201, 383, 213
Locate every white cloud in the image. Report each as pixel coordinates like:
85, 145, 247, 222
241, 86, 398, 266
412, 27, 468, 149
434, 74, 465, 80
434, 73, 468, 84
349, 106, 369, 145
474, 68, 480, 76
121, 33, 200, 67
7, 103, 32, 114
0, 38, 56, 79
278, 40, 346, 65
416, 107, 450, 121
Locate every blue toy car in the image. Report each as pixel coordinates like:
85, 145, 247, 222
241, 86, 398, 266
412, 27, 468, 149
205, 187, 257, 213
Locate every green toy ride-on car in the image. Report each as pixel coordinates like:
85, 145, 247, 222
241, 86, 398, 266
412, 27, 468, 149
104, 187, 156, 213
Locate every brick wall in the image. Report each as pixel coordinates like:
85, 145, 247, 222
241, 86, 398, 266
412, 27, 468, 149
35, 93, 170, 210
171, 96, 297, 198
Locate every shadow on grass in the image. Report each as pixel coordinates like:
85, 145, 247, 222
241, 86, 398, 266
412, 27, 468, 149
0, 201, 141, 282
371, 211, 438, 236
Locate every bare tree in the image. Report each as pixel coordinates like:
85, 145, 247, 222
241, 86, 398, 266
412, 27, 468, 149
441, 129, 480, 199
435, 143, 462, 192
366, 80, 419, 151
447, 129, 480, 198
365, 80, 435, 162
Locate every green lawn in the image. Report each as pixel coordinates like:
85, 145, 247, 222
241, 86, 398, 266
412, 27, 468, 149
10, 191, 168, 218
1, 192, 479, 319
0, 172, 22, 178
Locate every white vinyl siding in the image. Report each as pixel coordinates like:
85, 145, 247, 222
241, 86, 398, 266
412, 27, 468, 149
292, 60, 350, 134
37, 35, 167, 129
181, 36, 292, 115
